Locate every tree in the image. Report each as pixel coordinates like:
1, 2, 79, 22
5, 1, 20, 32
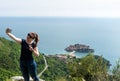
67, 54, 109, 81
111, 58, 120, 81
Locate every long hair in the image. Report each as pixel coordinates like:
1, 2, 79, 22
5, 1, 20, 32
31, 32, 39, 47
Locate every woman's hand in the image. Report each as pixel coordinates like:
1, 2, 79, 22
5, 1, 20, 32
29, 45, 34, 52
6, 28, 12, 34
29, 45, 39, 57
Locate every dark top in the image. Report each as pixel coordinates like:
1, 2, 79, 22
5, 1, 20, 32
20, 39, 35, 61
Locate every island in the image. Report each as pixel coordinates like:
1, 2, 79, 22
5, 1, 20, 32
65, 44, 94, 53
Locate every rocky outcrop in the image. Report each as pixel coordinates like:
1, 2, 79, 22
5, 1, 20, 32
65, 44, 94, 53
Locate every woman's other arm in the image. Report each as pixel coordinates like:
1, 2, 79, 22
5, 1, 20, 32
29, 45, 39, 57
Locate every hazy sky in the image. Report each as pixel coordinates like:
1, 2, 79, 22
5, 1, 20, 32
0, 0, 120, 17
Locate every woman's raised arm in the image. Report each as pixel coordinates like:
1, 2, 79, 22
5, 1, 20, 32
6, 28, 22, 44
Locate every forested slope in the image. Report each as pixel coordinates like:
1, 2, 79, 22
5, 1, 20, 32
0, 37, 113, 81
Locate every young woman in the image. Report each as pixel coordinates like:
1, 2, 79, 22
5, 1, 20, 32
6, 28, 40, 81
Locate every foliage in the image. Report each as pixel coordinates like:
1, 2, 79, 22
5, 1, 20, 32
0, 37, 69, 81
0, 68, 15, 81
55, 77, 67, 81
67, 54, 109, 81
1, 37, 120, 81
0, 37, 21, 80
41, 56, 69, 81
0, 38, 20, 67
111, 58, 120, 81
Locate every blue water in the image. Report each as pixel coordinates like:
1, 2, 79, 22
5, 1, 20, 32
0, 17, 120, 69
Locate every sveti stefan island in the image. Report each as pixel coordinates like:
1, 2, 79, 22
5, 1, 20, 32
65, 44, 94, 53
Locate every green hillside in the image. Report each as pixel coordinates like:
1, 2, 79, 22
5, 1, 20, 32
1, 37, 120, 81
0, 37, 21, 80
0, 37, 68, 81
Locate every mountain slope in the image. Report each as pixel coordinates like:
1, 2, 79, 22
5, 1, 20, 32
0, 37, 21, 81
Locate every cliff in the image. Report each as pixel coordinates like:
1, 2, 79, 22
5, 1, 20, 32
65, 44, 94, 53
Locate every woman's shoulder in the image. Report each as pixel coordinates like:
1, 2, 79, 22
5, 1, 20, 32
21, 39, 26, 43
21, 39, 25, 41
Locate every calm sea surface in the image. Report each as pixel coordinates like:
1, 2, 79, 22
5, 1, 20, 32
0, 17, 120, 68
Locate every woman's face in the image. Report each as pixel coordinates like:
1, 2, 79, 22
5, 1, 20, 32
27, 33, 35, 41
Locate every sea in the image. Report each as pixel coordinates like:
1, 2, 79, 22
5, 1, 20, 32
0, 17, 120, 69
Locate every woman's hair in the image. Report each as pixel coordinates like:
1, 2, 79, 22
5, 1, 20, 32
30, 32, 39, 47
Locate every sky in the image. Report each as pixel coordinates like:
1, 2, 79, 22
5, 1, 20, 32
0, 0, 120, 17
